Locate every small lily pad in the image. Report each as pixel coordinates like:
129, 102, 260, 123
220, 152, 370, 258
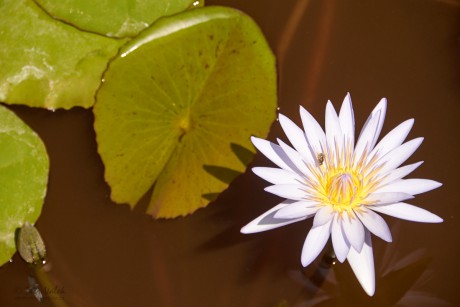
0, 0, 125, 110
94, 6, 277, 218
35, 0, 197, 38
0, 105, 49, 266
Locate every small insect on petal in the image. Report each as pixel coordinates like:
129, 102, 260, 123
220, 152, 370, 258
317, 153, 325, 165
17, 222, 46, 265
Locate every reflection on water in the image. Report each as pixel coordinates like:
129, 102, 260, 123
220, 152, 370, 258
26, 274, 43, 303
1, 0, 459, 306
291, 223, 450, 306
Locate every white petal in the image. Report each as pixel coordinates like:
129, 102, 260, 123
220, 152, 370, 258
241, 201, 308, 234
312, 206, 334, 227
338, 93, 355, 145
372, 98, 387, 142
252, 167, 303, 185
301, 220, 332, 267
331, 215, 350, 262
325, 101, 343, 150
374, 179, 442, 195
356, 208, 392, 242
366, 192, 414, 205
354, 110, 382, 165
378, 138, 424, 174
378, 161, 423, 186
369, 98, 387, 148
277, 139, 314, 179
347, 230, 375, 296
342, 212, 365, 252
358, 98, 387, 150
274, 201, 319, 219
264, 184, 306, 200
251, 137, 296, 173
299, 106, 326, 155
371, 119, 414, 158
369, 202, 443, 223
278, 114, 315, 164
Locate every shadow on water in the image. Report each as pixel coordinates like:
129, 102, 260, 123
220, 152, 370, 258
201, 142, 254, 199
295, 255, 444, 307
203, 143, 254, 188
202, 165, 242, 185
291, 224, 451, 306
230, 143, 255, 166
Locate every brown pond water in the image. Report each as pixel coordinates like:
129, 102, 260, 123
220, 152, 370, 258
1, 0, 460, 306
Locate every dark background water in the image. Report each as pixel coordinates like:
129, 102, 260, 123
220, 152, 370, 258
1, 0, 459, 306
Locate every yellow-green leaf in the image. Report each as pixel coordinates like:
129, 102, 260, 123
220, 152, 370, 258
0, 105, 49, 266
94, 6, 277, 218
35, 0, 197, 38
0, 0, 125, 110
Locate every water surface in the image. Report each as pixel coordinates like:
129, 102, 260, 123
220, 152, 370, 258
1, 0, 459, 306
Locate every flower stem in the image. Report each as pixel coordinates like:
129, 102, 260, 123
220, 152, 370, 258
320, 239, 337, 268
301, 239, 336, 291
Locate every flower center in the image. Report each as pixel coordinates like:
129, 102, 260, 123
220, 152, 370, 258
325, 171, 363, 212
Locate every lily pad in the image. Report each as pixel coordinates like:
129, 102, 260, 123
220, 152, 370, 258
0, 0, 125, 110
35, 0, 198, 38
0, 105, 49, 266
94, 6, 277, 218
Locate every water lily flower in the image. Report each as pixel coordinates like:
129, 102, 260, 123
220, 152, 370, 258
241, 93, 443, 296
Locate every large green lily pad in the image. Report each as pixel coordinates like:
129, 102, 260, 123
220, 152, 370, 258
94, 6, 277, 218
35, 0, 198, 38
0, 105, 49, 266
0, 0, 125, 110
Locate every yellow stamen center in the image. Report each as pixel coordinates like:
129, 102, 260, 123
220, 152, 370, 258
325, 171, 363, 212
307, 144, 383, 213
